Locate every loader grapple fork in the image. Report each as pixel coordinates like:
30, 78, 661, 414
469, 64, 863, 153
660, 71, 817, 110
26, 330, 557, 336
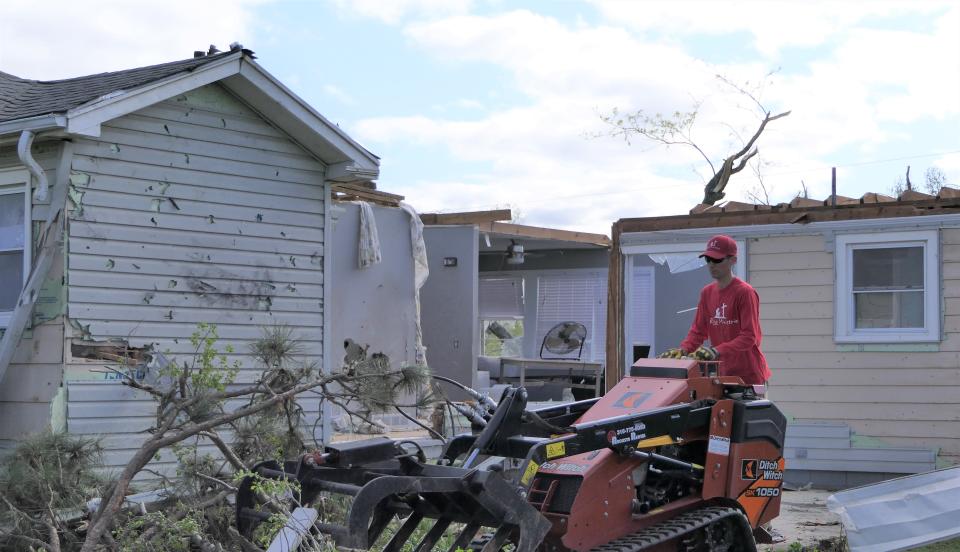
235, 436, 551, 551
236, 360, 787, 552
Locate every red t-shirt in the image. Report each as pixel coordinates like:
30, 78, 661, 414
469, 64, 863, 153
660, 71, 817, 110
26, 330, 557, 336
680, 277, 771, 385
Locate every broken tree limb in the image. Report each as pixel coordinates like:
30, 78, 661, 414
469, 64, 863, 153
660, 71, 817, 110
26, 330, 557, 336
199, 430, 248, 471
228, 526, 265, 552
80, 374, 344, 552
701, 110, 790, 205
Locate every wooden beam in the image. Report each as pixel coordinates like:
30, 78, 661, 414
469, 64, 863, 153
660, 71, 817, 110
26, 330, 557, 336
478, 221, 611, 247
420, 209, 512, 225
330, 182, 404, 207
617, 198, 960, 234
606, 221, 625, 393
331, 181, 404, 201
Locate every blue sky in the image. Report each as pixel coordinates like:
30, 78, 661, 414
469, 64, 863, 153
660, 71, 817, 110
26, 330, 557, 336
2, 0, 958, 233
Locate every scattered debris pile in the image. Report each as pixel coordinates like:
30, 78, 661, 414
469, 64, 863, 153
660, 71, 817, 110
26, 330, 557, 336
1, 323, 438, 552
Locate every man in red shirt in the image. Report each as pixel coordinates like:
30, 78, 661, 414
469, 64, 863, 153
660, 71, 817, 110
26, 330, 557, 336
670, 235, 771, 386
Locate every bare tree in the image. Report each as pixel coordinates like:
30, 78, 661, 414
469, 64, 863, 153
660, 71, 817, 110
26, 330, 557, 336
744, 154, 773, 205
600, 72, 790, 205
925, 166, 948, 194
892, 166, 950, 198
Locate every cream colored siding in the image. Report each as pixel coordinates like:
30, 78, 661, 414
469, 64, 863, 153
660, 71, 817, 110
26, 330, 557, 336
751, 231, 960, 462
63, 84, 327, 474
0, 142, 66, 450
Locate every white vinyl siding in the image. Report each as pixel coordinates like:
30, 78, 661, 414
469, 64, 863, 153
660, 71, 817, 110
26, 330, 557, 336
536, 270, 607, 363
835, 231, 940, 343
0, 169, 30, 327
63, 84, 327, 476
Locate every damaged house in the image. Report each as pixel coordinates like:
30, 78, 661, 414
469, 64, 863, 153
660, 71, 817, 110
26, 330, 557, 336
0, 46, 400, 475
606, 192, 960, 487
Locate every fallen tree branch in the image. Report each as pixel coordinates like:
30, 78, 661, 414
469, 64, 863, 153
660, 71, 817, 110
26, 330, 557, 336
199, 430, 248, 472
227, 526, 265, 552
192, 472, 238, 493
81, 375, 337, 552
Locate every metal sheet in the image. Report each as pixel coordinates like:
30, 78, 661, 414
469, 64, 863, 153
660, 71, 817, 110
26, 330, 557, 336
826, 466, 960, 552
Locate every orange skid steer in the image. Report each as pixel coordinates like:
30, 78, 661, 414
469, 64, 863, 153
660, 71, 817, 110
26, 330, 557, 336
237, 358, 787, 551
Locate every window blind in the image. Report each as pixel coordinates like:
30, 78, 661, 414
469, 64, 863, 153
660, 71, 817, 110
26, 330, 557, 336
479, 276, 524, 318
536, 271, 607, 363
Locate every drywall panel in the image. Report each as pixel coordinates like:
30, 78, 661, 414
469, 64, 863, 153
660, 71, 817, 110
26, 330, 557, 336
421, 226, 478, 399
329, 202, 419, 374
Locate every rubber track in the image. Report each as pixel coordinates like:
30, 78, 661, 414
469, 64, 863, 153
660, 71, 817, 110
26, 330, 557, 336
589, 506, 757, 552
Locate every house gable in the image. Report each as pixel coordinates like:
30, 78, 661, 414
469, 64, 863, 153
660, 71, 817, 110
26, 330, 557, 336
0, 50, 379, 183
59, 82, 327, 476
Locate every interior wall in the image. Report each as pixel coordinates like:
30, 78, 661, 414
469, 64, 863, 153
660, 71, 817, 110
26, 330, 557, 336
421, 226, 478, 399
330, 202, 419, 373
632, 255, 711, 356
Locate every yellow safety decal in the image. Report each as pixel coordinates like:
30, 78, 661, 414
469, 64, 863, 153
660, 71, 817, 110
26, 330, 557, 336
546, 442, 566, 459
521, 461, 540, 485
635, 435, 675, 448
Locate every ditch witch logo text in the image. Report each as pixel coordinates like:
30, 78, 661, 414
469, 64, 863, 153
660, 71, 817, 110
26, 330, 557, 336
741, 459, 783, 481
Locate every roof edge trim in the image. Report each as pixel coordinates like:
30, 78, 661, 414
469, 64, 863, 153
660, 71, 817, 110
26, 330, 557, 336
620, 212, 960, 251
0, 114, 67, 137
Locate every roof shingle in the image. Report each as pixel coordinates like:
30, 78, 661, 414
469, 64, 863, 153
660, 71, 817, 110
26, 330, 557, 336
0, 52, 235, 123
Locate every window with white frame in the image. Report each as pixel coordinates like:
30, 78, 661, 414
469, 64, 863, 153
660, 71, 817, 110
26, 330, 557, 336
0, 169, 31, 328
835, 230, 939, 342
479, 276, 525, 357
536, 271, 607, 363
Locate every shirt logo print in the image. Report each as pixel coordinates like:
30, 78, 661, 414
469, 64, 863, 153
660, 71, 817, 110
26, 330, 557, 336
710, 302, 738, 326
714, 303, 728, 320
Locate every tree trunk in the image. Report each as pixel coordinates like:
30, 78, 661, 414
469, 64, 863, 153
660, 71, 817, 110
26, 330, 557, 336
80, 438, 164, 552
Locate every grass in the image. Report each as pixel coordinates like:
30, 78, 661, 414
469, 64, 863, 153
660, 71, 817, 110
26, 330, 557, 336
783, 536, 960, 552
914, 539, 960, 552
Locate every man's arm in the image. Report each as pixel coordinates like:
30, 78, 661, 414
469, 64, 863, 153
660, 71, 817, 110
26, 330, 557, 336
680, 289, 709, 353
716, 289, 761, 355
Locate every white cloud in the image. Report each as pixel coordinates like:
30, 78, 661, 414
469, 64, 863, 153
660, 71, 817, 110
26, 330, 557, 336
0, 0, 266, 79
452, 98, 483, 109
349, 4, 960, 231
933, 153, 960, 184
590, 0, 953, 59
330, 0, 473, 24
2, 1, 955, 233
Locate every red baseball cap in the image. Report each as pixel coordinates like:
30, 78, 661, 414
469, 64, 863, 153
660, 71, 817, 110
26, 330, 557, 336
700, 235, 737, 260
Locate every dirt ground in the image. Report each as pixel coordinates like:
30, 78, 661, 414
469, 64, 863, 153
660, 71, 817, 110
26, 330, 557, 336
760, 489, 843, 550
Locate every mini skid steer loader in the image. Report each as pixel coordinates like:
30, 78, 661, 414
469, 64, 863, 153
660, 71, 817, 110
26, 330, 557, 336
236, 358, 787, 551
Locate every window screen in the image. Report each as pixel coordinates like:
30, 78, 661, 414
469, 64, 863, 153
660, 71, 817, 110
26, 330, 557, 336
852, 246, 924, 329
0, 191, 25, 312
